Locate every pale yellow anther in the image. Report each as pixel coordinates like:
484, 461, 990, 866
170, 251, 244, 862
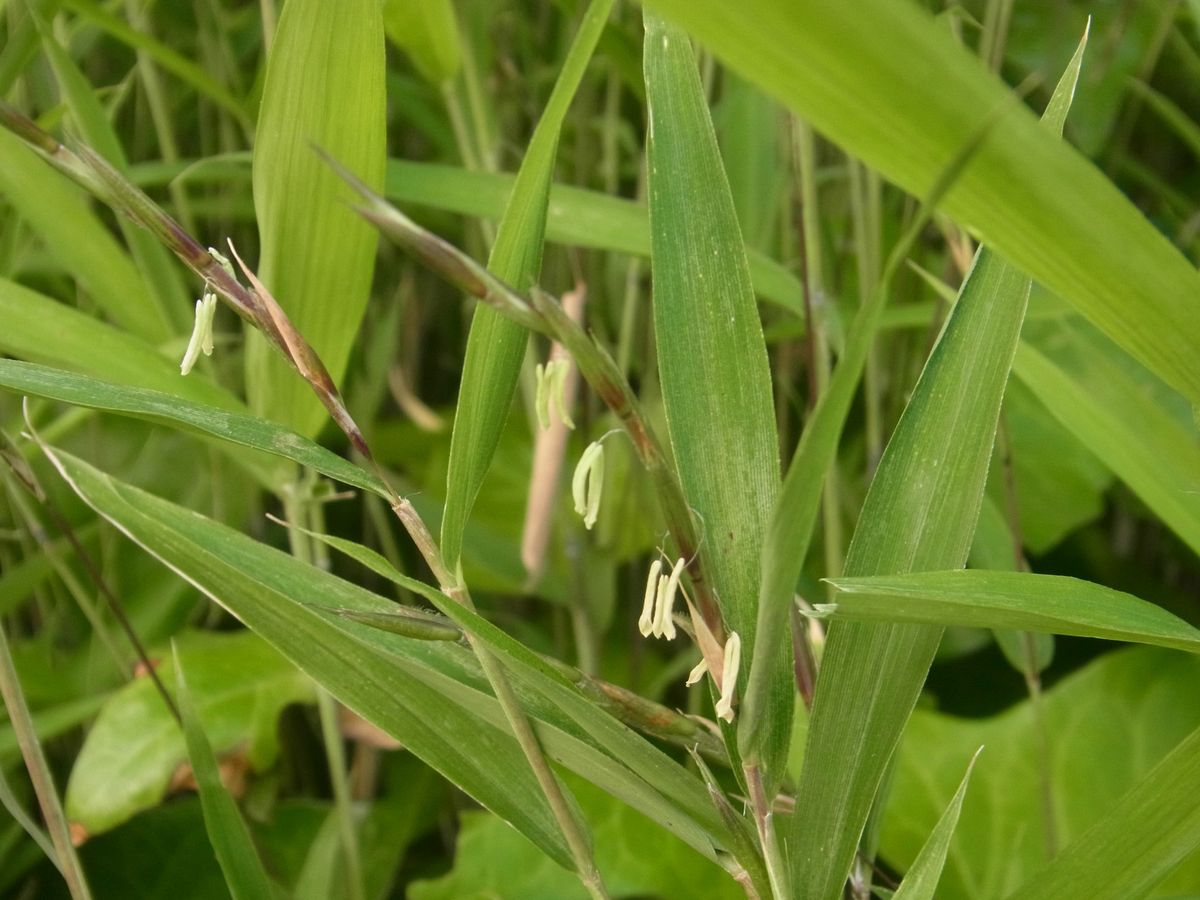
571, 441, 604, 530
654, 557, 685, 640
180, 290, 218, 375
534, 359, 574, 430
638, 559, 663, 637
685, 656, 709, 687
714, 632, 742, 723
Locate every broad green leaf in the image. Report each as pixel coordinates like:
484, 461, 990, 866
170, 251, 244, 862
74, 800, 231, 900
0, 279, 236, 410
892, 750, 980, 900
247, 0, 386, 437
440, 0, 613, 569
31, 5, 189, 336
1013, 337, 1200, 558
0, 360, 388, 498
643, 9, 786, 772
385, 160, 804, 313
173, 648, 276, 900
0, 127, 163, 342
408, 776, 743, 900
786, 33, 1086, 897
42, 447, 732, 871
382, 0, 462, 84
65, 630, 315, 836
640, 0, 1200, 407
882, 648, 1200, 898
822, 570, 1200, 653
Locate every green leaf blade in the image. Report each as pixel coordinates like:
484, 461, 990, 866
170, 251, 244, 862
789, 245, 1031, 898
642, 0, 1200, 407
0, 360, 388, 497
824, 570, 1200, 654
248, 0, 387, 436
439, 0, 614, 568
892, 749, 980, 900
643, 10, 786, 772
173, 647, 278, 900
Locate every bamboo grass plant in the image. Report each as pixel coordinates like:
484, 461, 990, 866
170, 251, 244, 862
0, 1, 1199, 898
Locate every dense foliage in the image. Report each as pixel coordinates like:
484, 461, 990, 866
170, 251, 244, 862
0, 1, 1198, 897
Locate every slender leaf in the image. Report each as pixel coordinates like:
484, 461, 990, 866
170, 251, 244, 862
643, 9, 785, 771
787, 33, 1086, 897
0, 360, 388, 498
173, 647, 277, 900
31, 5, 189, 336
59, 0, 249, 126
440, 0, 613, 568
0, 279, 236, 410
641, 0, 1200, 407
296, 522, 730, 857
822, 570, 1200, 653
42, 446, 576, 870
789, 245, 1029, 898
247, 0, 386, 436
41, 448, 740, 872
892, 750, 980, 900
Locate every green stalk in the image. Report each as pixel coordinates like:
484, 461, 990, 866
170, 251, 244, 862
794, 117, 844, 587
389, 499, 609, 900
0, 618, 93, 900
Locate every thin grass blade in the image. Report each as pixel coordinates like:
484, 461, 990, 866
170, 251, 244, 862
1006, 722, 1200, 900
31, 6, 189, 336
0, 360, 386, 497
823, 570, 1200, 653
439, 0, 614, 569
892, 750, 981, 900
0, 127, 162, 342
385, 160, 805, 315
39, 446, 577, 871
172, 647, 277, 900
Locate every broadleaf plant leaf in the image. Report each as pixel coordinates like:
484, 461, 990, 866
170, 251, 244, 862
66, 630, 315, 836
440, 0, 613, 569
